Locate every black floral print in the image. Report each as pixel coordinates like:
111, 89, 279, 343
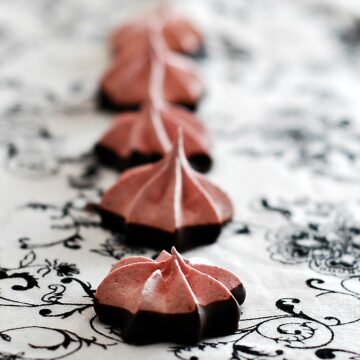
258, 198, 360, 276
52, 262, 79, 277
1, 0, 360, 359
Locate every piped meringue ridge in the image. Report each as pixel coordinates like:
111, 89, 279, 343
94, 248, 245, 344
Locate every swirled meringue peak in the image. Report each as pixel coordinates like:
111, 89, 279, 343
110, 9, 204, 56
96, 132, 233, 251
95, 99, 212, 173
98, 32, 204, 112
94, 247, 245, 344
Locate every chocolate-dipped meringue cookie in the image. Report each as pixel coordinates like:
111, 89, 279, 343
94, 248, 245, 344
98, 32, 203, 112
111, 9, 204, 56
95, 132, 233, 251
95, 99, 212, 173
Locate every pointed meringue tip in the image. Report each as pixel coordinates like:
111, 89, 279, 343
170, 246, 178, 255
166, 127, 183, 158
171, 247, 185, 262
170, 247, 191, 272
163, 127, 194, 172
171, 247, 183, 262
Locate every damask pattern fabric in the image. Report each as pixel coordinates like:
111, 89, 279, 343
0, 0, 360, 359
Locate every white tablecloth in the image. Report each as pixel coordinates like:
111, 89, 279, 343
0, 0, 360, 359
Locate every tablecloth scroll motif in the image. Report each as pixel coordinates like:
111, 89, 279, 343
0, 0, 359, 359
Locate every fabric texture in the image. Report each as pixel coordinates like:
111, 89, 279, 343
0, 0, 360, 359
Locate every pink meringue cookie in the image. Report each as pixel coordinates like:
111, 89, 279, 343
95, 99, 212, 173
98, 36, 204, 112
94, 248, 245, 344
95, 132, 233, 251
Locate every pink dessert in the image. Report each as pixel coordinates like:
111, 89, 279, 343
111, 9, 203, 56
95, 132, 233, 251
95, 98, 212, 173
98, 25, 204, 112
94, 248, 246, 344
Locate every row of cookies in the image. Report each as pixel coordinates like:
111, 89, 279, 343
91, 7, 245, 345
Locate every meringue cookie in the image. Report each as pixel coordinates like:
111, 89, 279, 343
98, 38, 204, 112
95, 132, 232, 251
95, 100, 212, 173
94, 248, 245, 344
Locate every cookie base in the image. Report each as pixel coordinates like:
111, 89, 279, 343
95, 144, 212, 173
94, 286, 244, 344
96, 208, 225, 252
96, 88, 198, 112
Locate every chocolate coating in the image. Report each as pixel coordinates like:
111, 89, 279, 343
96, 89, 140, 113
97, 207, 222, 251
94, 144, 162, 172
95, 143, 212, 173
94, 295, 241, 344
96, 88, 197, 113
94, 248, 246, 345
189, 42, 207, 60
